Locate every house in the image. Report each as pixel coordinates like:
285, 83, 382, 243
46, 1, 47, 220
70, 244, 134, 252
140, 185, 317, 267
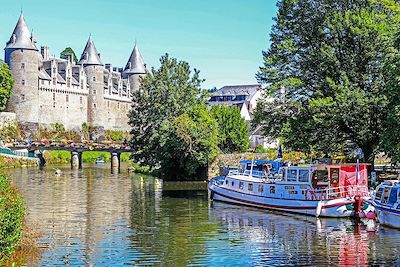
208, 84, 277, 149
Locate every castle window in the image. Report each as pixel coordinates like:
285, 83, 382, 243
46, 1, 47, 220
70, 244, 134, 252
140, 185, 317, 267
93, 76, 96, 82
21, 94, 25, 101
53, 67, 56, 74
93, 89, 97, 95
21, 80, 25, 85
41, 80, 44, 85
117, 102, 120, 109
53, 102, 55, 108
21, 63, 25, 69
53, 78, 56, 85
80, 80, 84, 89
80, 96, 83, 104
67, 78, 71, 87
53, 93, 56, 101
66, 95, 69, 102
93, 103, 96, 108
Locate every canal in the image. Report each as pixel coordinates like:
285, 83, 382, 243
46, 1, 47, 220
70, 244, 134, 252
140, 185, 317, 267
5, 166, 400, 266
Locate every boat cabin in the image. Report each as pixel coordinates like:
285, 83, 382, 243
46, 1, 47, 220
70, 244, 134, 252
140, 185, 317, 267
280, 163, 369, 190
374, 181, 400, 209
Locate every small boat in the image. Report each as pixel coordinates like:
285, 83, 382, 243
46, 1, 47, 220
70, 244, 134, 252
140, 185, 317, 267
95, 156, 105, 164
208, 160, 371, 218
368, 180, 400, 228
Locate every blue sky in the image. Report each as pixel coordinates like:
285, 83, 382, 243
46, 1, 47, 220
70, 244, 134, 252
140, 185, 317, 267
0, 0, 278, 89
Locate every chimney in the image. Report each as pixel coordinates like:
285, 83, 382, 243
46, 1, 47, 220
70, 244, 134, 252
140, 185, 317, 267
41, 46, 49, 60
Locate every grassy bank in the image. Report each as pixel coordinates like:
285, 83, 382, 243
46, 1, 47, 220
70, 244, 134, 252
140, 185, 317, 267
0, 156, 38, 169
0, 175, 25, 264
45, 151, 131, 165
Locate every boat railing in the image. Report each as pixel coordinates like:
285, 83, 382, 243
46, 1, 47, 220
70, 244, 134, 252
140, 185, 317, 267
310, 185, 369, 200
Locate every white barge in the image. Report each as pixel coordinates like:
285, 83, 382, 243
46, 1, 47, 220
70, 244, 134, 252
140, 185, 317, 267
208, 160, 370, 217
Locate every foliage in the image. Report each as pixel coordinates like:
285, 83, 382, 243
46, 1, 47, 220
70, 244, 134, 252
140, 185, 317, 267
60, 47, 78, 62
255, 0, 400, 162
0, 61, 14, 112
159, 106, 219, 180
81, 123, 89, 140
254, 144, 267, 153
105, 130, 128, 142
45, 151, 131, 164
0, 121, 22, 141
210, 105, 249, 153
0, 175, 25, 263
128, 54, 217, 179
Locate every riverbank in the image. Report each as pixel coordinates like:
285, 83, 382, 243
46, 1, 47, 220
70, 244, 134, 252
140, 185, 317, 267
0, 154, 39, 169
0, 174, 26, 264
44, 151, 131, 165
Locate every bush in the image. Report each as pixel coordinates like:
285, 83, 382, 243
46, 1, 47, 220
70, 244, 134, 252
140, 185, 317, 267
0, 175, 25, 262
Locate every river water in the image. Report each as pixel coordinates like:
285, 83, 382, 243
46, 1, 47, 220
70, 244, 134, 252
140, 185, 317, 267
5, 165, 400, 266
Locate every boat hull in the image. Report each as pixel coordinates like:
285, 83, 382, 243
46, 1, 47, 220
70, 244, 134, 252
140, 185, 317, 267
373, 205, 400, 229
208, 182, 356, 218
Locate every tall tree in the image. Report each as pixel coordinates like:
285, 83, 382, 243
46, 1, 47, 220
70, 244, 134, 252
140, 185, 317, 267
60, 47, 78, 62
0, 61, 14, 111
255, 0, 400, 162
128, 54, 218, 179
210, 105, 249, 153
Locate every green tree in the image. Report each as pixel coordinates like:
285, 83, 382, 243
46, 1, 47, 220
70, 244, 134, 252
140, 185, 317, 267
60, 47, 78, 62
0, 61, 14, 111
254, 0, 400, 162
128, 54, 218, 179
210, 105, 249, 153
159, 106, 219, 180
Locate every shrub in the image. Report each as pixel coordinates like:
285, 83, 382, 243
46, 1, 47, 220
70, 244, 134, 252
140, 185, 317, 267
0, 175, 25, 262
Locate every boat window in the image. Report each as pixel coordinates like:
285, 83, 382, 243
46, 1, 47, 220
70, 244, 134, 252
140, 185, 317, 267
287, 169, 297, 182
248, 183, 253, 191
388, 188, 398, 206
225, 179, 228, 184
382, 188, 391, 204
375, 187, 383, 201
298, 170, 309, 183
239, 182, 244, 190
397, 204, 400, 210
316, 170, 329, 183
258, 184, 264, 193
231, 181, 234, 187
270, 186, 275, 194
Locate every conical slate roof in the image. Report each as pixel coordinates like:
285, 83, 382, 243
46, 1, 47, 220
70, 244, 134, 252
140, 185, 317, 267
123, 44, 146, 74
78, 36, 103, 66
5, 14, 38, 50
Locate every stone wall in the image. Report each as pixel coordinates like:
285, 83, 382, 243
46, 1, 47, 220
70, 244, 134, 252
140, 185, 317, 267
208, 153, 270, 178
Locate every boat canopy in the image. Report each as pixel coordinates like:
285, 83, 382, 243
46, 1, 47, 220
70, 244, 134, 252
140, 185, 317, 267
239, 160, 284, 174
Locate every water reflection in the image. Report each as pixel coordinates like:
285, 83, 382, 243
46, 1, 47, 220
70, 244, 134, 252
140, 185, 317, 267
5, 166, 400, 266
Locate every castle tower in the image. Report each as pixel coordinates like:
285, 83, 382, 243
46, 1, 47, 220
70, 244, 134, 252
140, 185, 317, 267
122, 44, 146, 92
4, 14, 40, 124
78, 36, 104, 128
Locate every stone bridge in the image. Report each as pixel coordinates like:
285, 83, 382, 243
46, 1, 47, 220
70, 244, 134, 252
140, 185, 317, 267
7, 142, 132, 172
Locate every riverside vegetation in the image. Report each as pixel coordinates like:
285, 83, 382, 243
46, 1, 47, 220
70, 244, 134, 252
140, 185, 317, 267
128, 54, 250, 180
0, 174, 25, 264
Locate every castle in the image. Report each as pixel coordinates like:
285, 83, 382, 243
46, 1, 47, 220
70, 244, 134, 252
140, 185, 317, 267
4, 14, 146, 131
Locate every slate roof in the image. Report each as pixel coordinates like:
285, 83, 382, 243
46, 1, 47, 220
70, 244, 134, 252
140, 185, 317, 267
123, 44, 146, 75
6, 14, 38, 50
78, 36, 103, 66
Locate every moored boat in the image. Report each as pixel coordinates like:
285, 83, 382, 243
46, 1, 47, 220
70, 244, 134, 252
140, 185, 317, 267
368, 181, 400, 228
208, 160, 370, 217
